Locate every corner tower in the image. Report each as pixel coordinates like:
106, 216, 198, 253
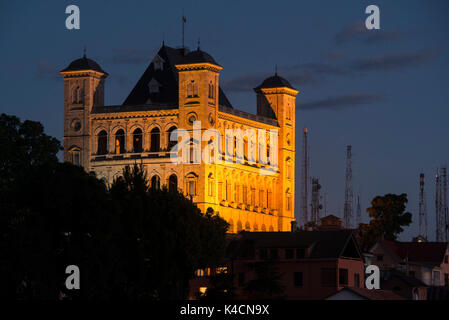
60, 54, 108, 170
175, 48, 222, 131
254, 74, 298, 230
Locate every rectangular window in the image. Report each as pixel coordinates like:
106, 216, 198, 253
73, 152, 80, 166
321, 268, 337, 287
294, 272, 303, 287
445, 274, 449, 287
376, 255, 384, 262
188, 181, 195, 196
354, 273, 360, 288
285, 249, 294, 259
208, 180, 213, 196
339, 269, 348, 286
218, 182, 223, 200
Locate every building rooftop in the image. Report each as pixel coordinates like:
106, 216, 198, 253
181, 48, 220, 66
380, 240, 448, 266
227, 230, 363, 260
254, 73, 296, 91
122, 45, 232, 108
61, 55, 108, 75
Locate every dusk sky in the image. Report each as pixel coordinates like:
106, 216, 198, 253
1, 0, 448, 241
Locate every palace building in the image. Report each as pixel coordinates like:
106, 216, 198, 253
60, 44, 298, 232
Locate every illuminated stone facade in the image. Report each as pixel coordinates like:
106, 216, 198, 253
61, 45, 297, 232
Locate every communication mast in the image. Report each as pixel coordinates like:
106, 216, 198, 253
300, 128, 309, 227
436, 169, 443, 241
310, 178, 322, 225
418, 173, 427, 240
344, 145, 353, 229
442, 166, 449, 241
356, 195, 362, 227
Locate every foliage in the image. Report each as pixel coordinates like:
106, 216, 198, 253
0, 114, 229, 300
358, 193, 412, 250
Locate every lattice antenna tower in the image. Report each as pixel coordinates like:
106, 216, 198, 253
300, 128, 309, 227
418, 173, 427, 239
441, 166, 448, 241
311, 178, 322, 225
436, 169, 443, 241
356, 195, 362, 227
344, 145, 353, 229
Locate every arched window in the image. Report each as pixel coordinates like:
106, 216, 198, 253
150, 127, 160, 152
245, 222, 251, 232
73, 86, 79, 103
187, 81, 194, 97
97, 130, 108, 155
189, 139, 199, 164
115, 129, 125, 154
132, 128, 143, 153
168, 174, 177, 193
68, 147, 81, 166
253, 223, 259, 232
193, 82, 198, 97
208, 173, 214, 196
151, 175, 161, 190
286, 188, 291, 211
269, 226, 274, 232
237, 221, 243, 233
228, 219, 234, 234
166, 126, 177, 150
261, 224, 266, 232
208, 81, 214, 99
79, 87, 84, 104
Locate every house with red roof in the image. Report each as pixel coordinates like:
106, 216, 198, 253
371, 240, 449, 287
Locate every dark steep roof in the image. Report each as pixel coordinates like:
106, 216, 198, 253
61, 55, 107, 74
254, 74, 295, 91
381, 240, 448, 266
227, 230, 363, 260
122, 45, 232, 108
181, 49, 220, 66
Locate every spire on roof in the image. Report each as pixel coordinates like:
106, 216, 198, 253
83, 45, 86, 58
275, 64, 278, 76
197, 38, 201, 51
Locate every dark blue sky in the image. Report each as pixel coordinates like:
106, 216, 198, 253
1, 0, 448, 240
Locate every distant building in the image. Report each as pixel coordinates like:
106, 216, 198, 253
371, 240, 449, 287
190, 230, 365, 300
318, 215, 343, 231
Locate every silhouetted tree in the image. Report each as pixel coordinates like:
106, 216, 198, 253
358, 193, 412, 250
108, 164, 229, 300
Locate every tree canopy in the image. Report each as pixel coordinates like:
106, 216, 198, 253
0, 114, 228, 300
358, 193, 412, 250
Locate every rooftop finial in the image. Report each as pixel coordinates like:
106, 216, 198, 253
197, 38, 201, 50
182, 10, 186, 48
275, 64, 278, 76
83, 45, 86, 58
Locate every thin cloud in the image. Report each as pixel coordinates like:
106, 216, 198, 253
36, 60, 60, 81
352, 49, 441, 71
222, 62, 348, 92
297, 93, 382, 111
112, 47, 157, 65
335, 21, 400, 45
